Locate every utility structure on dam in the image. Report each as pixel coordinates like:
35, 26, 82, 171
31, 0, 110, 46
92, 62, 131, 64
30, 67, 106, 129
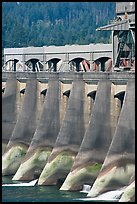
2, 2, 135, 202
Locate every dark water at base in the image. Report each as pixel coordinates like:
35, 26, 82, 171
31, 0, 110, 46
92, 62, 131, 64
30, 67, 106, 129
2, 176, 115, 202
2, 176, 88, 202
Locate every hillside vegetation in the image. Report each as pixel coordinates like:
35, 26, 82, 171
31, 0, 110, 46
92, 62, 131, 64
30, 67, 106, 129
2, 2, 115, 48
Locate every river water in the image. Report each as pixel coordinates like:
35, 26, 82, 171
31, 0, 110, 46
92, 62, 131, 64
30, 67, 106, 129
2, 176, 119, 202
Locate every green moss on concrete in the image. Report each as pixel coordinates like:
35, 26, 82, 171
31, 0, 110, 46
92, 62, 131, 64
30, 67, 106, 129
2, 145, 27, 175
87, 164, 135, 197
38, 151, 76, 185
60, 163, 102, 191
32, 148, 52, 165
87, 166, 116, 197
119, 181, 135, 202
8, 147, 26, 160
86, 163, 102, 173
13, 148, 52, 180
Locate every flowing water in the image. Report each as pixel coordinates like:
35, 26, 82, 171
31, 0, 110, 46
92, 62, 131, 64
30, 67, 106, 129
78, 186, 126, 202
2, 176, 122, 202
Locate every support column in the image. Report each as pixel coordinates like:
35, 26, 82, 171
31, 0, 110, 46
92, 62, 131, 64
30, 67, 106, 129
38, 73, 86, 186
2, 74, 39, 176
88, 79, 135, 198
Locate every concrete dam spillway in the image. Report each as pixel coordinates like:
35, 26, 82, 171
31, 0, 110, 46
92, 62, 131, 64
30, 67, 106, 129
2, 71, 135, 202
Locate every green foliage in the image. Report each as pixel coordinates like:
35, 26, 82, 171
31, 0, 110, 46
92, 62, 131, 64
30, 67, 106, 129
2, 2, 115, 48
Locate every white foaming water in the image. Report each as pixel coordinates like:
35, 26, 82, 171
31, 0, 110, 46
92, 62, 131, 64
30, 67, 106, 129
2, 179, 38, 187
77, 186, 126, 202
80, 184, 91, 193
97, 186, 126, 200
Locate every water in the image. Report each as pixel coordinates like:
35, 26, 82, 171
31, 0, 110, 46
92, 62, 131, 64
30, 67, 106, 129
2, 176, 120, 202
2, 176, 88, 202
96, 187, 126, 200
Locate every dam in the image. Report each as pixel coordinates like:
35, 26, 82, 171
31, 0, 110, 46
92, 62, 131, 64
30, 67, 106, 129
2, 2, 135, 202
2, 71, 135, 199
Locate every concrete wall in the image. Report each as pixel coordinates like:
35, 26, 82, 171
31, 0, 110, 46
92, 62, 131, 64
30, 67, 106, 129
2, 74, 20, 154
2, 72, 135, 200
87, 78, 135, 198
3, 44, 112, 71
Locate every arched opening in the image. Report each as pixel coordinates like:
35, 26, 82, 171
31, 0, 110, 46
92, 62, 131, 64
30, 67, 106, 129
2, 87, 5, 93
41, 89, 47, 96
114, 91, 125, 108
39, 88, 47, 104
46, 58, 62, 72
87, 90, 96, 100
63, 90, 70, 98
69, 58, 90, 72
93, 57, 112, 72
2, 59, 19, 71
87, 90, 97, 116
61, 89, 71, 122
114, 91, 125, 122
25, 58, 43, 72
20, 88, 26, 94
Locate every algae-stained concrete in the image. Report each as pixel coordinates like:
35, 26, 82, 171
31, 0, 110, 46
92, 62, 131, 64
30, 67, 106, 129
60, 80, 116, 191
38, 73, 87, 185
13, 74, 61, 180
2, 75, 40, 176
2, 143, 28, 175
87, 79, 135, 198
12, 147, 52, 180
119, 174, 135, 202
119, 181, 135, 202
38, 149, 76, 185
2, 75, 20, 154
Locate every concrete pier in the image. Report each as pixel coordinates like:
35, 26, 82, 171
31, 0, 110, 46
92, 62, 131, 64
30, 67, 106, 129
2, 74, 40, 175
38, 73, 87, 185
13, 74, 61, 180
87, 79, 135, 198
2, 75, 20, 154
119, 173, 135, 202
2, 72, 135, 200
60, 80, 116, 191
